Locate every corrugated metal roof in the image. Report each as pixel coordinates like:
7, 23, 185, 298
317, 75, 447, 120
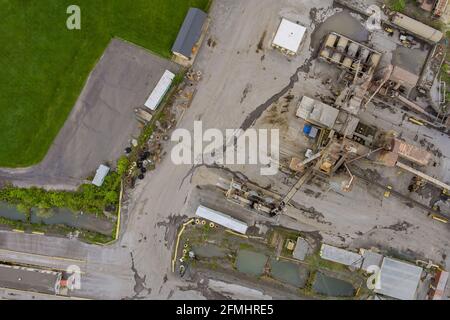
296, 96, 339, 128
92, 164, 110, 187
375, 257, 423, 300
392, 13, 443, 43
293, 237, 310, 261
360, 249, 384, 272
390, 66, 419, 89
144, 70, 175, 111
171, 8, 207, 58
320, 244, 363, 268
195, 205, 248, 234
272, 18, 306, 53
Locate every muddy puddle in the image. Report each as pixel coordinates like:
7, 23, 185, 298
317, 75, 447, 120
192, 244, 227, 258
0, 202, 114, 235
235, 250, 268, 277
313, 272, 355, 297
269, 258, 307, 287
311, 11, 369, 54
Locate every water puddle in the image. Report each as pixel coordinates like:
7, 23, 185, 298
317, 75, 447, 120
192, 244, 227, 258
269, 258, 307, 287
0, 202, 114, 235
235, 250, 268, 277
313, 272, 355, 297
311, 11, 369, 54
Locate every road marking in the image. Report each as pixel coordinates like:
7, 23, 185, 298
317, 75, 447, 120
0, 248, 86, 264
0, 287, 89, 300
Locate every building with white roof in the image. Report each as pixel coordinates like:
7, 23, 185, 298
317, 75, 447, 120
272, 18, 306, 55
195, 205, 248, 234
144, 70, 175, 111
92, 164, 110, 187
375, 257, 423, 300
320, 244, 363, 269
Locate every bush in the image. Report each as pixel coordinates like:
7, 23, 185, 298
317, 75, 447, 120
388, 0, 406, 12
117, 156, 129, 177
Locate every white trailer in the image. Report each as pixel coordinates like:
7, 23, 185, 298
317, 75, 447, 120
144, 70, 175, 111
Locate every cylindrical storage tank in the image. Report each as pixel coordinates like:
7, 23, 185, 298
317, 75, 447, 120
359, 48, 370, 63
331, 52, 342, 64
336, 37, 348, 52
325, 34, 338, 48
342, 57, 353, 68
369, 54, 381, 67
347, 43, 359, 58
320, 49, 331, 59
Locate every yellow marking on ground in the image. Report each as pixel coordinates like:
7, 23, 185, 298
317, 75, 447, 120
12, 229, 24, 233
31, 231, 45, 235
172, 218, 194, 273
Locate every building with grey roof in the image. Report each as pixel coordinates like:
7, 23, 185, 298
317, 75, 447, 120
320, 244, 363, 269
292, 237, 311, 261
172, 8, 207, 61
360, 249, 384, 272
0, 263, 61, 295
375, 257, 423, 300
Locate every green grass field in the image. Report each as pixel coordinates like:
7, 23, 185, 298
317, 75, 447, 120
0, 0, 209, 167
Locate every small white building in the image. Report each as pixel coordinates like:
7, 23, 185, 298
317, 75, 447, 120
144, 70, 175, 111
272, 18, 306, 55
320, 244, 363, 269
92, 164, 110, 187
195, 205, 248, 234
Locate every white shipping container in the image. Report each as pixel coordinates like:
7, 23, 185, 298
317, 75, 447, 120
144, 70, 175, 111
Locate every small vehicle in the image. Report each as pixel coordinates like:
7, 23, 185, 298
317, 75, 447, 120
384, 185, 392, 198
384, 27, 394, 36
429, 213, 448, 224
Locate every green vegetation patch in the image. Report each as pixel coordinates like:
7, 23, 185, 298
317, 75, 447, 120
0, 171, 121, 216
0, 0, 209, 167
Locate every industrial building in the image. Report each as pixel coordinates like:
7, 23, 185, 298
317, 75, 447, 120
296, 96, 339, 129
428, 270, 449, 300
296, 96, 360, 137
390, 12, 443, 43
272, 18, 307, 55
359, 249, 384, 272
171, 8, 208, 62
319, 244, 363, 269
195, 205, 249, 234
320, 33, 382, 79
375, 257, 423, 300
